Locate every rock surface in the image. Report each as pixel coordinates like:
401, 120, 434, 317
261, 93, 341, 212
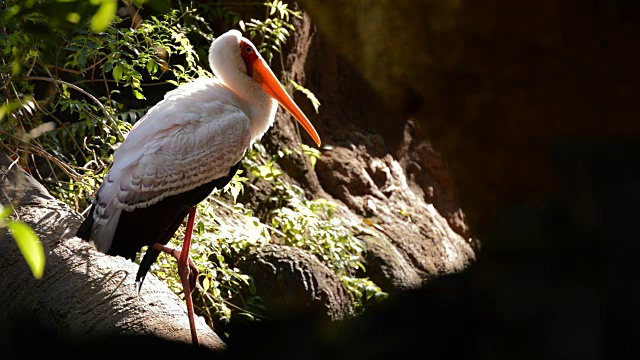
297, 0, 640, 238
256, 4, 477, 292
316, 143, 474, 290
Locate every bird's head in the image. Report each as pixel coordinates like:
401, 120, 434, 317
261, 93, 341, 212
209, 30, 321, 146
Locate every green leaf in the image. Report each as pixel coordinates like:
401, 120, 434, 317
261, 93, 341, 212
375, 291, 389, 302
146, 59, 157, 75
112, 63, 123, 83
0, 99, 24, 120
7, 220, 45, 279
0, 204, 12, 220
289, 80, 321, 113
66, 12, 81, 24
3, 5, 21, 21
133, 89, 145, 100
91, 0, 117, 32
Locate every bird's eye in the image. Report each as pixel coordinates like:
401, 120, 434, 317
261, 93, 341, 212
245, 46, 253, 54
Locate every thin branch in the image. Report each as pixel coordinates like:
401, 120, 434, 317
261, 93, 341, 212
0, 128, 88, 184
33, 101, 88, 163
42, 56, 108, 76
21, 76, 124, 139
72, 78, 173, 87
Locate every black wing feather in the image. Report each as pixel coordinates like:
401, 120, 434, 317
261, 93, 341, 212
76, 161, 241, 292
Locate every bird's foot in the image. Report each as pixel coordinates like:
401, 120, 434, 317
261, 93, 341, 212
152, 243, 199, 291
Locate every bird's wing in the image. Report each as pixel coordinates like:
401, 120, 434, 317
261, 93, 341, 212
89, 80, 251, 251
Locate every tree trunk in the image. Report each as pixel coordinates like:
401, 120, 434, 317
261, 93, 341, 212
255, 2, 476, 291
0, 153, 225, 351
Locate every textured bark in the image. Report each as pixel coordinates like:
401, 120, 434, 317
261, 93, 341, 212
0, 154, 225, 351
237, 244, 351, 321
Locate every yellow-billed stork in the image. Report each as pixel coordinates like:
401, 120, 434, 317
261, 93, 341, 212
76, 30, 321, 345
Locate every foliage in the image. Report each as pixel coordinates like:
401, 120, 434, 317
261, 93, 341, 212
239, 0, 301, 65
1, 203, 45, 279
290, 79, 320, 113
269, 184, 364, 275
242, 142, 387, 315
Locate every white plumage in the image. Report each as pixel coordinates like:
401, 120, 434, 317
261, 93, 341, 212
91, 78, 253, 252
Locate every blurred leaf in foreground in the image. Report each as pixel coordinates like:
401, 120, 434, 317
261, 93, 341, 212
1, 204, 46, 279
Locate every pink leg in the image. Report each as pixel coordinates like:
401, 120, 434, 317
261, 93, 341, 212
152, 243, 199, 291
153, 206, 199, 345
180, 206, 199, 345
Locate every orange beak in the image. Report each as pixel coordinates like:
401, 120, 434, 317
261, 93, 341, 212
253, 58, 321, 146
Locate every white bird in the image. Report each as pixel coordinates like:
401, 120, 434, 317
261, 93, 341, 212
76, 30, 321, 345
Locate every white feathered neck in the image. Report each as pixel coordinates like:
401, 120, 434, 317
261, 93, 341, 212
208, 30, 278, 143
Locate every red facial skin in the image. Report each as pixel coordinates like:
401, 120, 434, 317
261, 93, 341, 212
239, 40, 258, 77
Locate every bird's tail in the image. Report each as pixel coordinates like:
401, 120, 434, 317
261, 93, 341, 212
76, 198, 121, 254
76, 201, 96, 241
135, 246, 162, 295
